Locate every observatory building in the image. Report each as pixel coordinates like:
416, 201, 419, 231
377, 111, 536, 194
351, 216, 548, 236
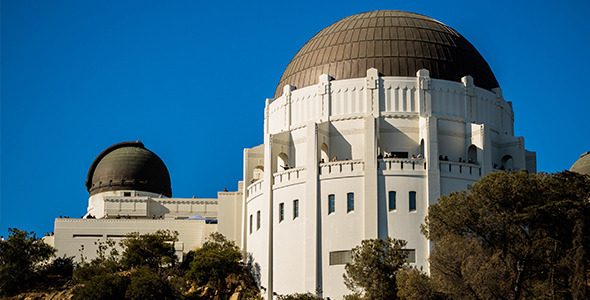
50, 141, 242, 262
48, 10, 536, 300
240, 10, 536, 299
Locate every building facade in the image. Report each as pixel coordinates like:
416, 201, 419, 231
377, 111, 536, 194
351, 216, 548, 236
47, 10, 537, 300
241, 11, 536, 299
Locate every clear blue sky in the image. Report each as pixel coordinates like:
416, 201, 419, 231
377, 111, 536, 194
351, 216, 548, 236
2, 0, 589, 238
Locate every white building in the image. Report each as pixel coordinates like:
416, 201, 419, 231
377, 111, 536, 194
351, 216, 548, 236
48, 10, 536, 300
47, 141, 243, 262
241, 10, 536, 299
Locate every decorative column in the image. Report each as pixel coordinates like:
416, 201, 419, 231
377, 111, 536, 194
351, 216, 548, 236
363, 68, 380, 239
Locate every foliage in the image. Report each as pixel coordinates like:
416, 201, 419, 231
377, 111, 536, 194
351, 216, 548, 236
72, 269, 129, 300
396, 268, 446, 300
43, 254, 76, 277
423, 171, 590, 299
277, 292, 323, 299
343, 237, 408, 299
120, 230, 179, 269
187, 232, 244, 297
125, 265, 178, 300
0, 228, 56, 296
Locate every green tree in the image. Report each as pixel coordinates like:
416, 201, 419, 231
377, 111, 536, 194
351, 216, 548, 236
396, 268, 446, 300
343, 237, 408, 299
119, 230, 178, 269
0, 228, 56, 296
423, 171, 590, 299
277, 292, 323, 300
187, 232, 243, 297
125, 265, 178, 300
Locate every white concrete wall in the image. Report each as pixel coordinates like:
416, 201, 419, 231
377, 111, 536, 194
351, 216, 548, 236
218, 182, 243, 248
54, 218, 217, 263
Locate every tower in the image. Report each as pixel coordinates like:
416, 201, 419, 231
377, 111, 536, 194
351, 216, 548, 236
241, 10, 536, 299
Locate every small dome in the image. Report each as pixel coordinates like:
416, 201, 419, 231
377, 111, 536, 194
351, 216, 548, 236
275, 10, 499, 98
86, 141, 172, 196
570, 152, 590, 176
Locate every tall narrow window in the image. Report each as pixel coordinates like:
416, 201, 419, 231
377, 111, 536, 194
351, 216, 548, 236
388, 191, 396, 211
256, 210, 261, 230
347, 193, 354, 212
328, 194, 335, 214
293, 199, 299, 219
249, 215, 253, 234
409, 191, 416, 211
279, 203, 284, 222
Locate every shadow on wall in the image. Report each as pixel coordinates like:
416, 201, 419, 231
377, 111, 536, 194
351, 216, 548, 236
329, 124, 352, 160
379, 121, 418, 155
245, 252, 261, 288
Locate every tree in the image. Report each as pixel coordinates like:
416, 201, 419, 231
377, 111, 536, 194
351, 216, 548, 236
423, 171, 590, 299
0, 228, 56, 296
396, 268, 446, 300
125, 265, 178, 300
119, 230, 178, 269
343, 237, 408, 299
277, 292, 323, 300
187, 232, 243, 297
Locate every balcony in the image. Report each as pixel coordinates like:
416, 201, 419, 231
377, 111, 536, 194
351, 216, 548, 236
319, 159, 365, 180
378, 158, 427, 175
439, 161, 481, 180
247, 179, 264, 199
273, 167, 306, 188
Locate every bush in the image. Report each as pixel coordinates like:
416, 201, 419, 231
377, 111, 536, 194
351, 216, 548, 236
0, 228, 55, 296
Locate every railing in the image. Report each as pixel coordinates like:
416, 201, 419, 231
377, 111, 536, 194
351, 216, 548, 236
247, 179, 264, 198
378, 158, 426, 172
439, 161, 482, 179
273, 167, 306, 187
319, 159, 365, 179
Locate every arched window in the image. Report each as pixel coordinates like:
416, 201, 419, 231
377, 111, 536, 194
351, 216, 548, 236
468, 145, 477, 164
277, 153, 289, 171
419, 139, 425, 158
501, 155, 513, 170
253, 166, 264, 181
321, 143, 329, 163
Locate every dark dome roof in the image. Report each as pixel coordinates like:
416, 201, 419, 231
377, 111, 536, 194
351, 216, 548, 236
275, 10, 499, 98
85, 141, 172, 197
570, 152, 590, 176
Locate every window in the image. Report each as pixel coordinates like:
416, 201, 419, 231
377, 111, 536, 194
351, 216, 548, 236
347, 193, 354, 212
256, 210, 261, 230
249, 215, 253, 233
329, 250, 352, 265
293, 199, 299, 219
409, 191, 416, 211
328, 194, 335, 214
388, 191, 396, 211
123, 192, 131, 197
279, 203, 284, 222
402, 249, 416, 263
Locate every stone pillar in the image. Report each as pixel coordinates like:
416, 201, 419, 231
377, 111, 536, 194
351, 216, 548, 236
263, 97, 275, 299
304, 122, 321, 295
364, 68, 380, 239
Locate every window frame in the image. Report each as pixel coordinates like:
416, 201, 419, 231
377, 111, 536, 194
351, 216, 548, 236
388, 191, 396, 211
409, 191, 416, 211
256, 210, 261, 230
293, 199, 299, 219
328, 194, 335, 214
347, 192, 354, 213
279, 202, 284, 222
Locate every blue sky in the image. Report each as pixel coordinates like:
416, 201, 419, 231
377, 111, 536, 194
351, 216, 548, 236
2, 0, 589, 238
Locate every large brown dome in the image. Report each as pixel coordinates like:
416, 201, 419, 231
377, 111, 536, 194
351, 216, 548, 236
85, 141, 172, 197
275, 10, 499, 98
